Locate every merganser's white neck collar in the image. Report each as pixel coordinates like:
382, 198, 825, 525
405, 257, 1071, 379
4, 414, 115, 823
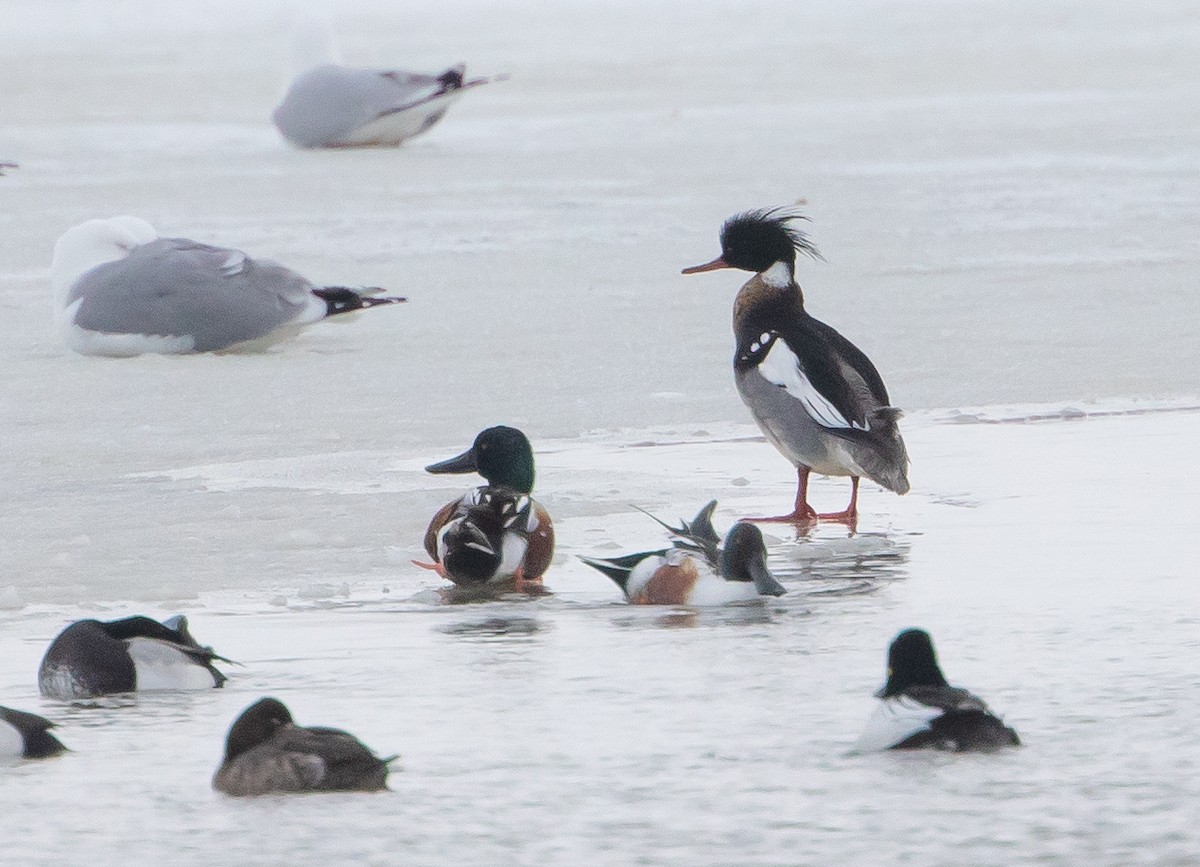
761, 260, 794, 288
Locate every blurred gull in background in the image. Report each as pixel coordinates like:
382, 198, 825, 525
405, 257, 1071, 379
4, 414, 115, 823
272, 14, 495, 148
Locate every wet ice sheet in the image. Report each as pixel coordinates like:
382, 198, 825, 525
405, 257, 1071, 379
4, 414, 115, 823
1, 406, 1199, 864
2, 0, 1200, 862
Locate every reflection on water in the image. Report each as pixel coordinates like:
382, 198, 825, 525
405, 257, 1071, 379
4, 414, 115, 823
610, 601, 781, 631
769, 531, 911, 598
436, 617, 547, 640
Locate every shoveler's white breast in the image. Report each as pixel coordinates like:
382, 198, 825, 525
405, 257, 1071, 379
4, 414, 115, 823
626, 551, 765, 606
682, 574, 764, 606
125, 638, 218, 691
0, 720, 24, 757
852, 696, 942, 753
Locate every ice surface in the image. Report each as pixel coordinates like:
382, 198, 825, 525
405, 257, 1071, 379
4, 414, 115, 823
1, 0, 1199, 863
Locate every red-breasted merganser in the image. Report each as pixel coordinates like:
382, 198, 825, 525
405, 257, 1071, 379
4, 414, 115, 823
683, 209, 910, 525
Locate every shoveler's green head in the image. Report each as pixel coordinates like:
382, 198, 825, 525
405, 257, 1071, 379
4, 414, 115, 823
719, 522, 785, 596
425, 425, 535, 493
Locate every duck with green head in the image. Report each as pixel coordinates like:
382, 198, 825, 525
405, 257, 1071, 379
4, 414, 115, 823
417, 426, 554, 595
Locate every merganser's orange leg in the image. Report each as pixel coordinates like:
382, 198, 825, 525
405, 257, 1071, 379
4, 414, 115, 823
746, 466, 819, 525
816, 476, 859, 527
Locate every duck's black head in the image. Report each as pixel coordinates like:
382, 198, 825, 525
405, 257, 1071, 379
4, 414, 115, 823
878, 628, 949, 698
682, 209, 822, 277
224, 697, 293, 762
425, 425, 535, 493
720, 522, 785, 596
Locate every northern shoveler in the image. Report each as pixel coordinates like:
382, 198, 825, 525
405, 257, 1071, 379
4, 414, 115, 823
581, 501, 785, 605
418, 426, 554, 595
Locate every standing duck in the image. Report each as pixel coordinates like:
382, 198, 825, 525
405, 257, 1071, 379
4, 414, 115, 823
682, 209, 909, 524
581, 502, 785, 605
854, 629, 1020, 752
418, 426, 554, 594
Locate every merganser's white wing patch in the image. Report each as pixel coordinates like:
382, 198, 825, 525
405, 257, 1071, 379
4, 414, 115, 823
852, 696, 943, 753
756, 336, 864, 430
126, 638, 219, 691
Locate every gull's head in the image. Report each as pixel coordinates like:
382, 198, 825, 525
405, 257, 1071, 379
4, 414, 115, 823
51, 216, 158, 305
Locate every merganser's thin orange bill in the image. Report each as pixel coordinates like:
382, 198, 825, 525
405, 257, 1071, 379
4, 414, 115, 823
681, 257, 731, 274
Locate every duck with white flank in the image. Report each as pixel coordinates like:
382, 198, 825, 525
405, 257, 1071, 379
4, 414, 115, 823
581, 501, 785, 605
213, 697, 395, 796
417, 426, 554, 595
854, 629, 1020, 753
39, 615, 231, 700
682, 209, 909, 525
52, 217, 405, 357
0, 707, 67, 759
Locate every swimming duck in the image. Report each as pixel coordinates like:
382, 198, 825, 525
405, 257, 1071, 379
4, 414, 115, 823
0, 161, 17, 176
213, 697, 395, 796
272, 16, 493, 149
581, 503, 785, 605
854, 629, 1020, 752
0, 707, 67, 759
418, 426, 554, 594
52, 217, 406, 356
38, 615, 231, 700
682, 209, 909, 525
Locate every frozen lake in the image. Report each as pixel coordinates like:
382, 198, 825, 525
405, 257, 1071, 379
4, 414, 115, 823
1, 0, 1199, 863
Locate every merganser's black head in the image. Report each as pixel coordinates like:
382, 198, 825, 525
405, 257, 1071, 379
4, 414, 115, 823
878, 628, 950, 698
719, 522, 786, 596
682, 208, 822, 278
223, 697, 293, 762
425, 425, 536, 494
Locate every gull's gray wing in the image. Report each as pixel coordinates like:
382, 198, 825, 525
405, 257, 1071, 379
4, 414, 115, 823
67, 238, 317, 352
272, 63, 455, 147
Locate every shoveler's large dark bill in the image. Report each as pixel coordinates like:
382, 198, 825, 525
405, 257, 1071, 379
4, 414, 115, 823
425, 448, 478, 474
681, 258, 732, 274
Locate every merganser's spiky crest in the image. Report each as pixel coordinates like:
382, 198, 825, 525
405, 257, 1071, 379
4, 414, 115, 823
718, 209, 824, 273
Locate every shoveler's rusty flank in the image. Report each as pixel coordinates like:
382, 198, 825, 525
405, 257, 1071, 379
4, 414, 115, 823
581, 502, 784, 606
416, 426, 554, 595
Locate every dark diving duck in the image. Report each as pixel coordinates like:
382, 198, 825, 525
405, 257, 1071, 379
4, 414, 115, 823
854, 629, 1020, 753
213, 697, 395, 796
0, 707, 68, 759
417, 426, 554, 595
38, 615, 231, 700
682, 209, 909, 525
